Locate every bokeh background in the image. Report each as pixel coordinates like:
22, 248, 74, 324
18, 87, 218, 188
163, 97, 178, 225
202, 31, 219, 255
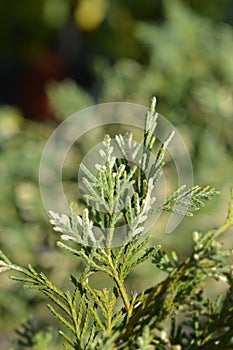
0, 0, 232, 348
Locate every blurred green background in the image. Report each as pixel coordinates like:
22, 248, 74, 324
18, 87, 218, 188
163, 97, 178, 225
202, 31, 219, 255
0, 0, 232, 348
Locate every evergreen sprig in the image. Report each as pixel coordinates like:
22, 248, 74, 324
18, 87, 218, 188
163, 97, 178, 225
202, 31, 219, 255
159, 184, 219, 217
0, 98, 232, 349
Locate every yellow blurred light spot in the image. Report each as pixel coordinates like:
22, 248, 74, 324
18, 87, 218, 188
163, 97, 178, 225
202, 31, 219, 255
74, 0, 107, 31
0, 107, 22, 139
15, 182, 36, 207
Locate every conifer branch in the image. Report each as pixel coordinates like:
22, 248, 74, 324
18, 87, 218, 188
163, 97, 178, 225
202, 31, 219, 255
0, 98, 231, 349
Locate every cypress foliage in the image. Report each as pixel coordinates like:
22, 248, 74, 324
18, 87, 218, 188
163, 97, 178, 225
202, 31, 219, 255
1, 98, 232, 349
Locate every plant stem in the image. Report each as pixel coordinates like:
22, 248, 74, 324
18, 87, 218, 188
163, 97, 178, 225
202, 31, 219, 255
105, 250, 131, 315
